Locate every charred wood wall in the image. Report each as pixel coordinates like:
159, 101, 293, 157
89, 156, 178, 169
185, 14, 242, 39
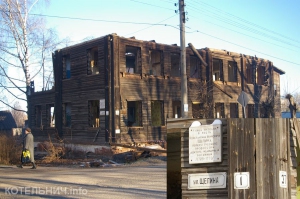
28, 34, 284, 145
29, 90, 56, 142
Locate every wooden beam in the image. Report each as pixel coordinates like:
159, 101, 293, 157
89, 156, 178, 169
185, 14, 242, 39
213, 82, 233, 98
188, 43, 208, 66
110, 143, 167, 153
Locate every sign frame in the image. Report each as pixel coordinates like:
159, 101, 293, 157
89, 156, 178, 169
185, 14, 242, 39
188, 172, 227, 190
234, 172, 250, 189
189, 123, 222, 164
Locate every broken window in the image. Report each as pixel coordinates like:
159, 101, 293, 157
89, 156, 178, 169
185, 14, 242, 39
257, 66, 266, 85
63, 103, 72, 127
212, 59, 223, 81
230, 103, 239, 118
126, 46, 141, 74
127, 101, 142, 127
63, 55, 71, 79
88, 100, 99, 128
247, 104, 255, 118
87, 47, 99, 75
192, 102, 205, 118
172, 101, 181, 118
150, 50, 162, 76
151, 101, 164, 126
171, 53, 180, 77
215, 103, 225, 118
228, 61, 238, 82
46, 104, 55, 127
246, 64, 254, 84
35, 105, 42, 127
190, 56, 200, 78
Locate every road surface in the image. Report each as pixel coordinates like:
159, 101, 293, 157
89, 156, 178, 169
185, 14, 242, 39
0, 164, 166, 199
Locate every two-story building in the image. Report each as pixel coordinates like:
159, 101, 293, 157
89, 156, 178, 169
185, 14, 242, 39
28, 33, 284, 145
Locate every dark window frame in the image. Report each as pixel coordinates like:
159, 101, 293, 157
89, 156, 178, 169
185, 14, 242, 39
228, 61, 238, 82
125, 46, 141, 74
215, 103, 225, 118
151, 100, 165, 126
212, 58, 224, 81
87, 47, 99, 75
88, 100, 100, 128
127, 101, 143, 127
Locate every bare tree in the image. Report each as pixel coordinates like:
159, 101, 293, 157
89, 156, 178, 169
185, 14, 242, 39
286, 94, 297, 118
189, 79, 214, 119
0, 0, 61, 118
11, 101, 26, 127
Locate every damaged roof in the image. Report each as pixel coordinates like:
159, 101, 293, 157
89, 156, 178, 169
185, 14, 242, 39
0, 111, 17, 130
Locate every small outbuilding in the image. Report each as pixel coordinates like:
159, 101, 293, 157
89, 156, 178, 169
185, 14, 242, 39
0, 111, 21, 136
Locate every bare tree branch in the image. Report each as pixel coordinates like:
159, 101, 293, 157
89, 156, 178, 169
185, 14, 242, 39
0, 82, 26, 101
0, 99, 26, 112
0, 64, 25, 93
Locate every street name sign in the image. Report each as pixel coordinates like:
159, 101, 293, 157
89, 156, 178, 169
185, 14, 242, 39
188, 172, 227, 189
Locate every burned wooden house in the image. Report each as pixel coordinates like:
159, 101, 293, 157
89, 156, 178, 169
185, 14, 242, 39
28, 33, 284, 145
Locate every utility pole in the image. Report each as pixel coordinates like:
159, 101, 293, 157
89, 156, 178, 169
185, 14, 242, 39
179, 0, 188, 118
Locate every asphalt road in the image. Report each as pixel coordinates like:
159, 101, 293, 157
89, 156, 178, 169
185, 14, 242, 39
0, 164, 166, 199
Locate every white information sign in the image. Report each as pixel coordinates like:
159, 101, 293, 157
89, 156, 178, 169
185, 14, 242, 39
234, 172, 250, 189
279, 171, 287, 188
100, 111, 105, 116
100, 99, 105, 109
188, 172, 227, 189
189, 123, 222, 164
184, 104, 188, 112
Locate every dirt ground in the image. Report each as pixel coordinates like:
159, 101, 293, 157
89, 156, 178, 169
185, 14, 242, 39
0, 156, 166, 199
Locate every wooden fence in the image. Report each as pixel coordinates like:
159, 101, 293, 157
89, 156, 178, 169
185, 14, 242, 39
167, 118, 297, 199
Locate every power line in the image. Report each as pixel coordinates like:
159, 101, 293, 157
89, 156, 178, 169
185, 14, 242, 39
189, 0, 300, 45
1, 3, 299, 67
130, 0, 174, 11
187, 1, 300, 50
192, 30, 300, 65
0, 8, 175, 27
124, 14, 177, 36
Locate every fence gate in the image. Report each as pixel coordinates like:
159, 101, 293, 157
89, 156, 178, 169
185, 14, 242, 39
167, 118, 296, 199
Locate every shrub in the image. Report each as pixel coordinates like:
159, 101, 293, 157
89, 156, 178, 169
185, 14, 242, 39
0, 134, 23, 165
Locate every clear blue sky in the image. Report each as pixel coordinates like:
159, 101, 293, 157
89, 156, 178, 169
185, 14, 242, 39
40, 0, 300, 95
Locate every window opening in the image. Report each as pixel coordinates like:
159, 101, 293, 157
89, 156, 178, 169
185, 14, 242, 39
215, 103, 225, 118
87, 47, 99, 75
257, 66, 266, 85
150, 50, 162, 76
246, 64, 254, 84
88, 100, 100, 128
63, 55, 71, 79
247, 104, 255, 118
228, 61, 237, 82
46, 104, 55, 127
212, 59, 223, 81
192, 102, 205, 118
230, 103, 238, 118
172, 101, 181, 118
171, 53, 180, 77
127, 101, 142, 127
126, 46, 141, 74
190, 56, 200, 78
151, 101, 164, 126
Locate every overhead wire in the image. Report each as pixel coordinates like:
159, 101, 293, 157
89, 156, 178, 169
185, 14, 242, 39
192, 29, 300, 65
0, 1, 298, 66
187, 0, 300, 49
190, 0, 300, 45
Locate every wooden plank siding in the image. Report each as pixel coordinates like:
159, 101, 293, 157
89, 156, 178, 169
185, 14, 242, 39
28, 33, 284, 146
168, 118, 292, 199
